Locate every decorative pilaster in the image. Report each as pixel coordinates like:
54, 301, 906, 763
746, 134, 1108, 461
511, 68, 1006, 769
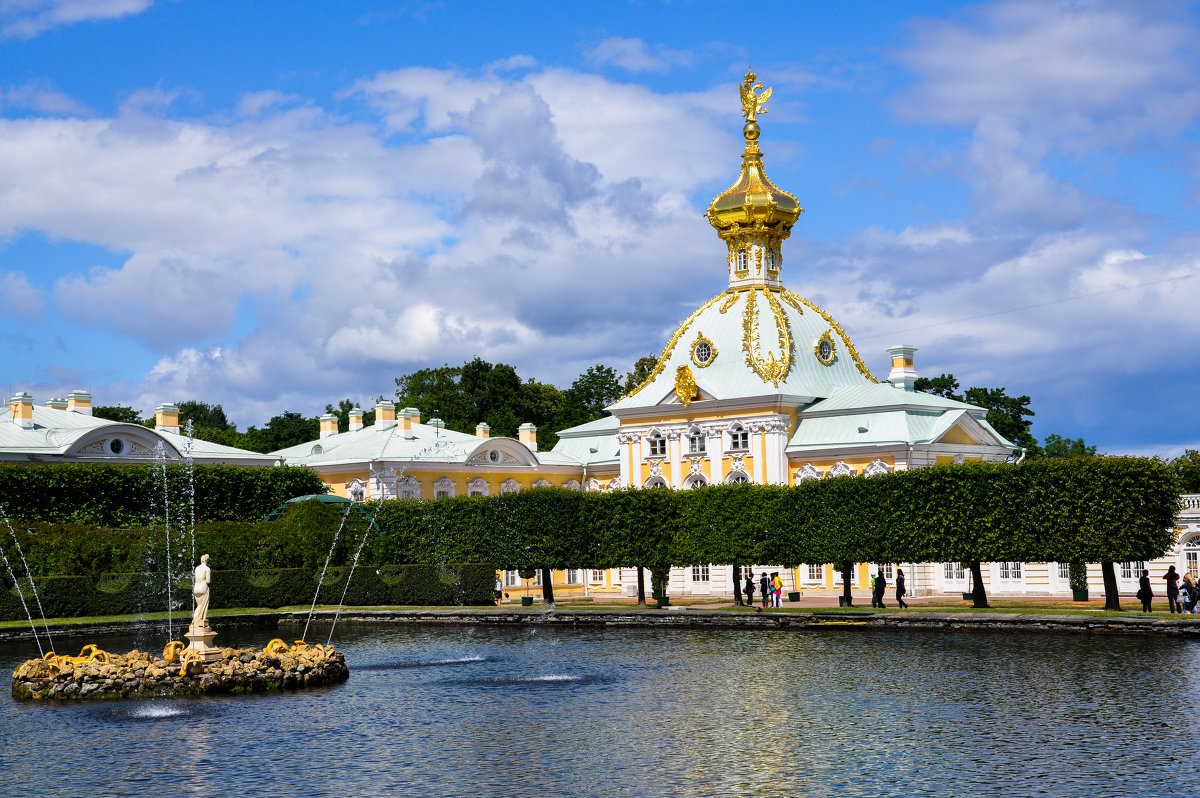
705, 425, 724, 484
666, 429, 683, 488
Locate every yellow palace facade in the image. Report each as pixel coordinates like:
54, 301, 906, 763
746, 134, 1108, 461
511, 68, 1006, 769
276, 72, 1022, 599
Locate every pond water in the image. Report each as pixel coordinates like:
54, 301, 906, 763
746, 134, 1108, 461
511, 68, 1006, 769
1, 623, 1196, 797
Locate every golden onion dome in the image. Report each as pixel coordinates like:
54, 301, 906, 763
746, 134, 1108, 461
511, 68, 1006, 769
705, 70, 803, 237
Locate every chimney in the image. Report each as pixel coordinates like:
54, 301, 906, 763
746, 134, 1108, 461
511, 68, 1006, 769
518, 422, 537, 451
400, 407, 414, 439
475, 422, 490, 438
348, 407, 364, 432
45, 397, 68, 411
428, 417, 445, 432
886, 344, 918, 392
403, 407, 421, 425
319, 412, 339, 439
155, 403, 180, 434
375, 400, 396, 428
66, 389, 92, 415
9, 392, 34, 429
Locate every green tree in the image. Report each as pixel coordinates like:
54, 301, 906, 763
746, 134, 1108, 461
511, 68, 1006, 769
93, 405, 143, 424
1039, 434, 1097, 459
248, 411, 320, 453
1172, 450, 1200, 493
914, 374, 1037, 450
176, 400, 235, 432
623, 354, 659, 394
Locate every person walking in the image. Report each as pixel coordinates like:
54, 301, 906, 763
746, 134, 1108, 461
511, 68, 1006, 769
771, 572, 783, 608
873, 568, 887, 609
1164, 565, 1181, 614
744, 570, 756, 606
1138, 569, 1154, 613
870, 573, 878, 608
896, 568, 909, 609
494, 574, 504, 606
760, 572, 770, 608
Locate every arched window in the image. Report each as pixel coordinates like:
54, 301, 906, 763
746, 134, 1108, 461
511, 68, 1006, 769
686, 426, 705, 455
584, 478, 601, 493
828, 461, 854, 477
347, 479, 365, 503
647, 430, 666, 458
1185, 535, 1200, 580
501, 478, 520, 494
796, 463, 822, 483
468, 476, 489, 497
564, 479, 581, 491
398, 476, 420, 500
683, 474, 707, 489
434, 476, 455, 499
643, 476, 668, 489
728, 423, 749, 451
725, 471, 750, 485
864, 459, 891, 477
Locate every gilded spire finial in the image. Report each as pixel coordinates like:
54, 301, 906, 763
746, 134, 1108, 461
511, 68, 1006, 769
738, 69, 772, 123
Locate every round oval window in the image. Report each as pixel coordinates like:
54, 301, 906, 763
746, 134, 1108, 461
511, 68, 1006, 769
818, 339, 833, 362
488, 450, 500, 463
109, 438, 124, 455
694, 341, 712, 364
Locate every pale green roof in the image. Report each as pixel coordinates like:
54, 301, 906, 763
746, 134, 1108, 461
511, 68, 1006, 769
551, 415, 619, 466
272, 420, 583, 469
0, 406, 274, 464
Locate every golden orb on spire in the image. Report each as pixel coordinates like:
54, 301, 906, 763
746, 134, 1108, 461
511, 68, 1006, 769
706, 69, 802, 244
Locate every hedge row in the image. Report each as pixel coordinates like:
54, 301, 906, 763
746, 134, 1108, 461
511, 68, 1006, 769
0, 462, 327, 527
0, 457, 1182, 589
370, 457, 1182, 569
0, 564, 496, 622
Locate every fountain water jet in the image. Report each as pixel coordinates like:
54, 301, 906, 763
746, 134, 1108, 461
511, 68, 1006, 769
326, 463, 396, 645
301, 499, 357, 643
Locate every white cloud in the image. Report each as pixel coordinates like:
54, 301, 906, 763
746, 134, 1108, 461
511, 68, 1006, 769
0, 270, 44, 322
1, 66, 736, 422
1, 0, 155, 39
2, 82, 91, 116
585, 37, 693, 73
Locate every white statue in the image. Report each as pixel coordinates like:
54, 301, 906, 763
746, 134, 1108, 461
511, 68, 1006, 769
191, 554, 211, 629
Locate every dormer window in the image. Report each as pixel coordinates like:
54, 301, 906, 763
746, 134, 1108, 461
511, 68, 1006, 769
729, 424, 749, 451
648, 432, 666, 457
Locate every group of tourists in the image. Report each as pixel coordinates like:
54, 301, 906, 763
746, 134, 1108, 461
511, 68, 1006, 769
871, 568, 908, 609
1140, 566, 1200, 614
743, 571, 785, 608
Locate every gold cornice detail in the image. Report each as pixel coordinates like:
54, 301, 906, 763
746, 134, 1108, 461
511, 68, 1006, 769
675, 365, 698, 407
742, 288, 793, 387
622, 293, 725, 399
719, 292, 741, 314
785, 290, 877, 383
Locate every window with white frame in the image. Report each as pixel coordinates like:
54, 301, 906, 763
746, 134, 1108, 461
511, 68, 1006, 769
687, 428, 705, 454
729, 425, 749, 450
504, 570, 521, 587
1058, 562, 1070, 580
589, 569, 605, 583
691, 565, 710, 582
944, 562, 966, 581
648, 432, 666, 457
1186, 539, 1200, 579
807, 564, 823, 581
877, 563, 894, 580
348, 480, 365, 503
736, 250, 748, 273
685, 475, 707, 489
998, 562, 1023, 580
398, 477, 420, 500
1120, 561, 1145, 580
566, 569, 583, 585
725, 472, 749, 484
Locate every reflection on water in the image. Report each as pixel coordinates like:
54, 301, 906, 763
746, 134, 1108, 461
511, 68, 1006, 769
2, 624, 1197, 797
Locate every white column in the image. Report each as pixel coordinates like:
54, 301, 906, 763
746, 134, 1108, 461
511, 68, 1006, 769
617, 433, 635, 488
763, 417, 788, 485
749, 422, 766, 484
667, 429, 682, 488
706, 425, 724, 484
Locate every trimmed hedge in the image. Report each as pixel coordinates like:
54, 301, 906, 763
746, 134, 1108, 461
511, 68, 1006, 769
369, 457, 1181, 569
0, 462, 327, 527
0, 565, 496, 621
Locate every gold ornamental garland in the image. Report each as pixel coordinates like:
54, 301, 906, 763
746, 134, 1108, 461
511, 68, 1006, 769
742, 288, 793, 386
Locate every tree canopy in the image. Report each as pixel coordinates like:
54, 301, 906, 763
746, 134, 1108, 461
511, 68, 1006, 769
1172, 450, 1200, 493
93, 405, 143, 424
394, 357, 623, 450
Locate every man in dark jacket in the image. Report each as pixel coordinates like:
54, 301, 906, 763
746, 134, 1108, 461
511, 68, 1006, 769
896, 568, 909, 609
760, 572, 770, 608
873, 568, 887, 609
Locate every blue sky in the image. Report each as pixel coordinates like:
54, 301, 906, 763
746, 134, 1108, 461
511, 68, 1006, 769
1, 0, 1198, 455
